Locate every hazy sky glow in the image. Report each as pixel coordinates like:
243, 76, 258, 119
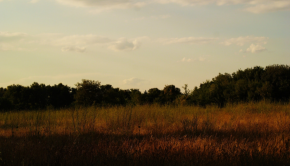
0, 0, 289, 91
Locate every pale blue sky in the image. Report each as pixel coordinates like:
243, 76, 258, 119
0, 0, 289, 91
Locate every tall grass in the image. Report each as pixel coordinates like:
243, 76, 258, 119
1, 101, 289, 136
0, 101, 290, 165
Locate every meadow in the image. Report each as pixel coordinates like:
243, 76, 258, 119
1, 101, 290, 165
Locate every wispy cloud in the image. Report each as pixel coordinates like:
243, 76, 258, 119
53, 35, 148, 52
52, 35, 113, 48
246, 44, 266, 53
0, 32, 27, 42
222, 36, 268, 46
133, 14, 171, 21
245, 1, 290, 13
0, 32, 29, 51
61, 46, 86, 53
181, 57, 192, 62
158, 36, 269, 54
123, 77, 148, 87
0, 0, 40, 3
109, 38, 140, 51
197, 57, 206, 62
0, 32, 148, 53
0, 43, 13, 51
109, 36, 149, 52
155, 0, 290, 13
55, 0, 147, 13
53, 0, 290, 13
0, 31, 270, 54
222, 36, 268, 53
29, 34, 113, 53
30, 0, 39, 3
159, 37, 218, 45
181, 57, 207, 62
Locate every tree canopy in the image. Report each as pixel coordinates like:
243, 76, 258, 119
1, 64, 290, 111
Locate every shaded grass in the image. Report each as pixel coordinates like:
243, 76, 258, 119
0, 101, 290, 165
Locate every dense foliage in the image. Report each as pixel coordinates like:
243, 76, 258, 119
0, 83, 75, 110
190, 64, 290, 107
0, 64, 290, 111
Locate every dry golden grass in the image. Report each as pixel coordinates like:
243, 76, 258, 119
0, 101, 290, 165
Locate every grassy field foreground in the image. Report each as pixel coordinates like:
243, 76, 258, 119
1, 101, 290, 165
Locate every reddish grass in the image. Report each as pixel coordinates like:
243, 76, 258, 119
0, 102, 290, 165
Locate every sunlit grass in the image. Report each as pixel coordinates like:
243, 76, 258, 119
1, 101, 289, 137
1, 101, 290, 165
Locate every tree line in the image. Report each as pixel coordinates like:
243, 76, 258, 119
1, 64, 290, 111
190, 64, 290, 107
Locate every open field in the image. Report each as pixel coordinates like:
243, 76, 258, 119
1, 101, 290, 165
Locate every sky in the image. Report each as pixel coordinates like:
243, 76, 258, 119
0, 0, 289, 92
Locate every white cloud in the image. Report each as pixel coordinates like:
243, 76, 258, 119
56, 0, 147, 12
160, 37, 218, 45
246, 44, 266, 53
222, 36, 268, 46
155, 0, 290, 13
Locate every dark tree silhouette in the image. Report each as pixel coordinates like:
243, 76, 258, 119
1, 64, 290, 110
189, 64, 290, 107
74, 79, 102, 106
